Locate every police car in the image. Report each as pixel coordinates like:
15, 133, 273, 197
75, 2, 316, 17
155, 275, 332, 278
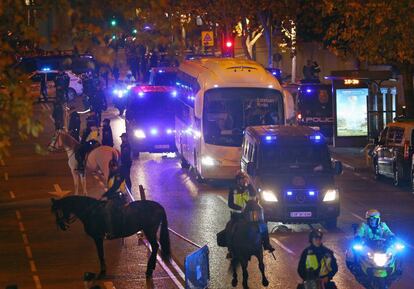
28, 68, 83, 101
241, 125, 342, 229
372, 118, 414, 188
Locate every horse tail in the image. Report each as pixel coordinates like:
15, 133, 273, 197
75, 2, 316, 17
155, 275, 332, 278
159, 206, 171, 261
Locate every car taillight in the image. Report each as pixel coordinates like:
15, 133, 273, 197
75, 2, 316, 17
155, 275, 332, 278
404, 141, 410, 160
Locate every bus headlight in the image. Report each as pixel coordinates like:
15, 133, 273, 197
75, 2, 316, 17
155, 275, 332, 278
323, 189, 337, 202
134, 129, 146, 139
262, 190, 278, 202
201, 156, 218, 166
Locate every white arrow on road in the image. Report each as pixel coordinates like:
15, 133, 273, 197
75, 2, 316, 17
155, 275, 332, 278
48, 184, 70, 198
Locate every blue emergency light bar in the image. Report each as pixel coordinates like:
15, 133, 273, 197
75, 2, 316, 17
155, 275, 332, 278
41, 67, 51, 71
265, 135, 277, 142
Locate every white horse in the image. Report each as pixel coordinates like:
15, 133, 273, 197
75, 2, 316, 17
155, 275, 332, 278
48, 130, 120, 195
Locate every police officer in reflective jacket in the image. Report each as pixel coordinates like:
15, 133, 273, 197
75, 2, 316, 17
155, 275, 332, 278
226, 172, 274, 255
297, 229, 338, 289
102, 159, 127, 239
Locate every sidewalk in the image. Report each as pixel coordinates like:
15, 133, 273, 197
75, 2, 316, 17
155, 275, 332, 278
329, 146, 372, 172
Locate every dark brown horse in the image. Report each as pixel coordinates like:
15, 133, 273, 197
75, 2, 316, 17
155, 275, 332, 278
51, 196, 170, 278
228, 200, 269, 289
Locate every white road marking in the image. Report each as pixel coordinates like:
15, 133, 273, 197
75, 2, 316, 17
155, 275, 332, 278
103, 281, 116, 289
9, 191, 15, 199
217, 195, 227, 205
25, 246, 33, 258
350, 212, 365, 222
168, 227, 202, 249
271, 237, 296, 255
33, 275, 42, 289
18, 222, 25, 232
0, 159, 5, 166
4, 172, 8, 181
170, 258, 185, 280
354, 172, 361, 177
30, 260, 37, 272
16, 211, 21, 220
22, 234, 29, 245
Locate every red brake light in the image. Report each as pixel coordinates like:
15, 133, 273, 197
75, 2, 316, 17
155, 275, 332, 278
226, 41, 233, 48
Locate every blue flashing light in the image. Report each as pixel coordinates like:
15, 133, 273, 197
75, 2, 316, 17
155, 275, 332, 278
138, 92, 144, 98
310, 134, 323, 143
308, 191, 315, 196
395, 242, 405, 251
150, 128, 158, 135
265, 135, 277, 142
306, 88, 312, 93
287, 191, 293, 196
353, 244, 364, 251
158, 69, 165, 73
41, 67, 51, 71
171, 90, 177, 97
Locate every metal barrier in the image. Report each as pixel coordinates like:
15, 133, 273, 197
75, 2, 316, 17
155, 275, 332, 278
184, 245, 210, 289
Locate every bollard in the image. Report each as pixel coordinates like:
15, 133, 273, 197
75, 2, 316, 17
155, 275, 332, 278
139, 185, 146, 200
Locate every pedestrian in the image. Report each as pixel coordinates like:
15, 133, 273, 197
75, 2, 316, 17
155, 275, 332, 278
101, 119, 114, 147
40, 74, 48, 102
119, 133, 132, 191
302, 59, 314, 81
89, 82, 106, 126
68, 111, 81, 141
52, 100, 64, 130
54, 69, 67, 104
297, 229, 338, 289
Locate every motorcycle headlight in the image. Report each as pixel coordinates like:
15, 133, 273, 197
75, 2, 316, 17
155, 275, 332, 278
373, 253, 388, 267
395, 242, 405, 251
353, 244, 364, 251
323, 189, 338, 202
201, 156, 219, 166
134, 129, 146, 139
262, 190, 278, 202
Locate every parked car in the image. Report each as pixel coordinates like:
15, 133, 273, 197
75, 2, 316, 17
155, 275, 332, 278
372, 118, 414, 187
241, 125, 342, 229
28, 69, 83, 101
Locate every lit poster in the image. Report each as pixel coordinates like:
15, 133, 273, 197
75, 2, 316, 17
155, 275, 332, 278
336, 88, 368, 136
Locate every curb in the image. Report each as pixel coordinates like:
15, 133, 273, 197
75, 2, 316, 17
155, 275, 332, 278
332, 158, 357, 172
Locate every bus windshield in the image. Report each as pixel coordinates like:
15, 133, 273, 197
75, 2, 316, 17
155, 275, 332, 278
126, 92, 175, 123
203, 88, 284, 147
261, 144, 331, 173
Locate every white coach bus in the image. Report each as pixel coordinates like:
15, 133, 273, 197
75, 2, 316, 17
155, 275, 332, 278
175, 58, 293, 181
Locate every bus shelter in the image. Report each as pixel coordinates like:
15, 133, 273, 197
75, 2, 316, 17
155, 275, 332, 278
325, 70, 397, 147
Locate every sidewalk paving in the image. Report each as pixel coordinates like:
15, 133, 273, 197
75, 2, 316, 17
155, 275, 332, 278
329, 146, 372, 172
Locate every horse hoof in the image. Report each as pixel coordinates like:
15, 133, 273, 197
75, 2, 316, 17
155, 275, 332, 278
146, 270, 153, 279
243, 282, 249, 289
231, 279, 238, 287
97, 270, 106, 279
262, 279, 269, 287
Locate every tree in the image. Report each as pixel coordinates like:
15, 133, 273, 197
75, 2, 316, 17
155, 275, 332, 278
323, 0, 414, 116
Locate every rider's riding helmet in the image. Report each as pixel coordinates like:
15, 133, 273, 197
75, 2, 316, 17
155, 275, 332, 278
309, 229, 324, 243
235, 171, 249, 187
365, 209, 381, 228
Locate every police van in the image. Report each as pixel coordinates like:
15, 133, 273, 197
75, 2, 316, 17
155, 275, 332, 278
241, 125, 342, 229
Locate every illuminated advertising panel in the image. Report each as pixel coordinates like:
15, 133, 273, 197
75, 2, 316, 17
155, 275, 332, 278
336, 88, 368, 137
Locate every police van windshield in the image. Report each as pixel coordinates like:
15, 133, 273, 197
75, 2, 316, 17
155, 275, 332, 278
297, 87, 332, 117
261, 144, 331, 172
203, 88, 284, 147
152, 72, 176, 86
126, 92, 175, 123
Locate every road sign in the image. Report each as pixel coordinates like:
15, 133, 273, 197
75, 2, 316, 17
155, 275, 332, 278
185, 245, 210, 289
201, 31, 214, 47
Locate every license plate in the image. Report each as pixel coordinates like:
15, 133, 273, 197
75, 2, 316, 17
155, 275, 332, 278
154, 144, 170, 149
290, 211, 312, 217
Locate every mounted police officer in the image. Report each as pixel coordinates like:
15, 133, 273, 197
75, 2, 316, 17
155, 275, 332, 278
68, 111, 81, 141
75, 113, 100, 174
102, 159, 127, 239
225, 172, 274, 258
297, 229, 338, 289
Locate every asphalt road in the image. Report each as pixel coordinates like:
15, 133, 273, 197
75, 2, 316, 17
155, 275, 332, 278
1, 99, 414, 289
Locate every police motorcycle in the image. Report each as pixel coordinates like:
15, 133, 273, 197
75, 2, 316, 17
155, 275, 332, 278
346, 227, 404, 289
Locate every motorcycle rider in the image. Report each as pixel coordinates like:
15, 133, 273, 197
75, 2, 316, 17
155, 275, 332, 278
225, 172, 275, 257
356, 209, 394, 242
102, 159, 127, 239
297, 229, 338, 289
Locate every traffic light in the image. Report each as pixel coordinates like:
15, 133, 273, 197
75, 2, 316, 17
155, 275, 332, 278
110, 19, 117, 27
221, 38, 234, 58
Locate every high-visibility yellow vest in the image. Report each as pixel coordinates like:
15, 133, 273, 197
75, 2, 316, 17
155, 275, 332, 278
320, 256, 332, 277
86, 128, 99, 142
305, 250, 333, 277
233, 191, 250, 210
108, 175, 127, 194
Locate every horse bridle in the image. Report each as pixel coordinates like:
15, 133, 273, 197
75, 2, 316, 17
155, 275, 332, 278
54, 207, 76, 231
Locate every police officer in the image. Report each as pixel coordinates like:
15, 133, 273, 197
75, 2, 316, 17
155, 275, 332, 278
101, 119, 114, 147
102, 159, 127, 239
68, 111, 81, 141
356, 209, 394, 242
297, 229, 338, 289
226, 172, 274, 255
76, 114, 100, 174
120, 133, 132, 191
52, 100, 64, 130
55, 69, 68, 103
